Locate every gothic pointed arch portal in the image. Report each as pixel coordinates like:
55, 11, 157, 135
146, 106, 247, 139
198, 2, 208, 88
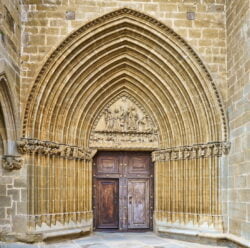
19, 8, 230, 236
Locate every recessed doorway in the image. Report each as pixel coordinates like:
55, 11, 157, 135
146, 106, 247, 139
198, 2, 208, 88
93, 151, 154, 231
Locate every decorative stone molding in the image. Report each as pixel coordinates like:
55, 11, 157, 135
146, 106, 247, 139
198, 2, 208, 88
2, 155, 23, 170
152, 142, 230, 162
16, 138, 93, 160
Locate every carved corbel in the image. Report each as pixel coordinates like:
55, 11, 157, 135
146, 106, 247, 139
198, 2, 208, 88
89, 149, 97, 160
2, 155, 23, 170
222, 142, 231, 155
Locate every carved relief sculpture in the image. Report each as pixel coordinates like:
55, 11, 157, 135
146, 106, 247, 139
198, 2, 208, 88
152, 142, 230, 162
90, 94, 159, 149
2, 155, 23, 170
16, 138, 93, 160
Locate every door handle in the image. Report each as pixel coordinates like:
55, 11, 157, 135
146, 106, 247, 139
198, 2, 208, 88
129, 196, 132, 204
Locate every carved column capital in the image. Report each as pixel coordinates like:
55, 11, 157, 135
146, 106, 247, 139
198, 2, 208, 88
2, 155, 23, 170
152, 141, 231, 162
16, 138, 92, 160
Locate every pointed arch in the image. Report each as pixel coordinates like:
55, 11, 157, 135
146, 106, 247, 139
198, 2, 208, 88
0, 106, 7, 154
23, 8, 228, 149
0, 73, 19, 154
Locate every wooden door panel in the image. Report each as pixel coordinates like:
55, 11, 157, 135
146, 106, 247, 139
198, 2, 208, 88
96, 179, 119, 229
96, 152, 120, 174
128, 179, 149, 229
127, 154, 150, 175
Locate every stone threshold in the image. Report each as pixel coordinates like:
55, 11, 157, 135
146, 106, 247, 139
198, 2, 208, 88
0, 225, 92, 243
158, 227, 250, 248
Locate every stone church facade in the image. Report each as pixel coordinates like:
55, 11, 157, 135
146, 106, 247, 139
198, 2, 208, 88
0, 0, 249, 246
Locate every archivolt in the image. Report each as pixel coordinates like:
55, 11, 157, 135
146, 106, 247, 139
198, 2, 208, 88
23, 8, 228, 149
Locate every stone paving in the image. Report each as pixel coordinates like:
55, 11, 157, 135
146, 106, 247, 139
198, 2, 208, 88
0, 232, 230, 248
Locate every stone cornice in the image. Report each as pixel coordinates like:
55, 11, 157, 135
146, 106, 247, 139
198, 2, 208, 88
16, 138, 93, 160
152, 142, 230, 162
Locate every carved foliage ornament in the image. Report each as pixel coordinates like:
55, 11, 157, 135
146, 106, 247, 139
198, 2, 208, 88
2, 155, 23, 170
16, 138, 93, 160
152, 142, 230, 162
90, 94, 159, 148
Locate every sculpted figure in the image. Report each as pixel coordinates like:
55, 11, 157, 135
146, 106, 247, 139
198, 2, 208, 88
138, 115, 146, 132
178, 149, 184, 159
77, 148, 87, 159
65, 146, 72, 157
171, 150, 178, 160
205, 146, 212, 157
113, 108, 121, 131
198, 146, 205, 157
165, 151, 170, 161
16, 139, 29, 153
213, 144, 222, 156
190, 148, 197, 159
128, 107, 138, 131
119, 106, 127, 131
104, 108, 113, 130
144, 115, 153, 132
184, 149, 190, 159
43, 142, 51, 155
222, 142, 230, 155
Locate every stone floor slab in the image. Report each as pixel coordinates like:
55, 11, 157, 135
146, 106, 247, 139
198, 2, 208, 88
0, 232, 230, 248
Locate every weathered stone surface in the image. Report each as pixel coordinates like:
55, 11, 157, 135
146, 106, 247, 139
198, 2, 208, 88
0, 208, 5, 218
0, 196, 11, 207
226, 0, 250, 241
0, 185, 6, 195
14, 179, 26, 188
7, 189, 20, 201
0, 0, 249, 244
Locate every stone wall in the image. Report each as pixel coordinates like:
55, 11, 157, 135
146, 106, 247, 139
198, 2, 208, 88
0, 0, 23, 236
20, 0, 227, 118
0, 0, 21, 87
226, 0, 250, 241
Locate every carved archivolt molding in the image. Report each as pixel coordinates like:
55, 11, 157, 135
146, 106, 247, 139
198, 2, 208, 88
152, 142, 230, 162
23, 8, 229, 147
2, 155, 23, 170
90, 93, 159, 149
16, 138, 93, 160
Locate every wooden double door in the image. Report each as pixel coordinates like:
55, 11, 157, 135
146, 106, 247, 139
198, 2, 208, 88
93, 151, 153, 230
